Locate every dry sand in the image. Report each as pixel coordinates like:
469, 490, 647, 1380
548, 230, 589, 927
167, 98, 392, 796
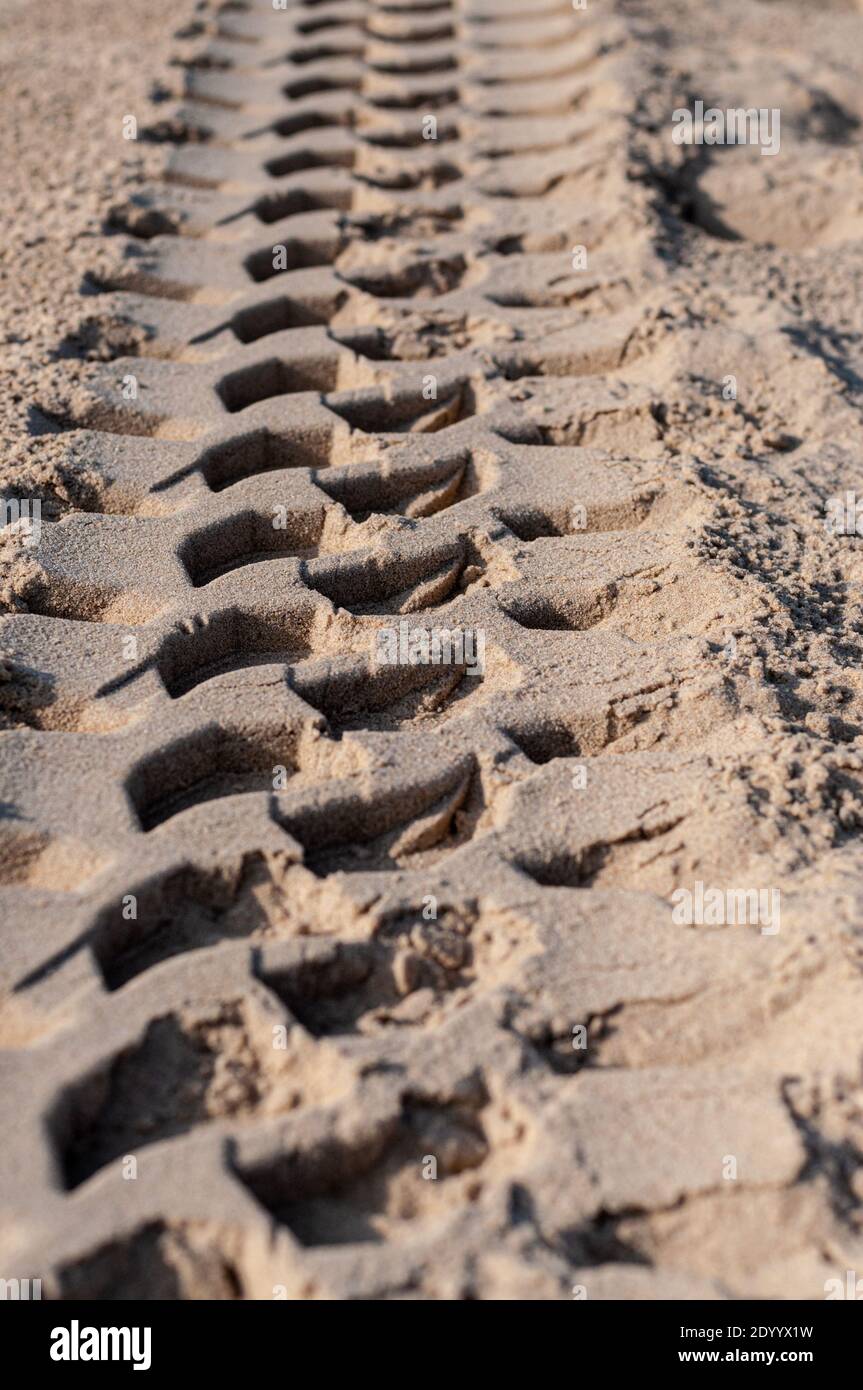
2, 0, 863, 1300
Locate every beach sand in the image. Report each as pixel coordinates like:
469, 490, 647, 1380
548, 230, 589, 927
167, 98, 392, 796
2, 0, 863, 1299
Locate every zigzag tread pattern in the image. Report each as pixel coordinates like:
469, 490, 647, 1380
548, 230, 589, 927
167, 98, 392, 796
1, 0, 858, 1302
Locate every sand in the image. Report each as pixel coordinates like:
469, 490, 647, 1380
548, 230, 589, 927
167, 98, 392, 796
2, 0, 863, 1300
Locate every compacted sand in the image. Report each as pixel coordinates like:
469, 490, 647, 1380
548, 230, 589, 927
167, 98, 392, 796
3, 0, 863, 1300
